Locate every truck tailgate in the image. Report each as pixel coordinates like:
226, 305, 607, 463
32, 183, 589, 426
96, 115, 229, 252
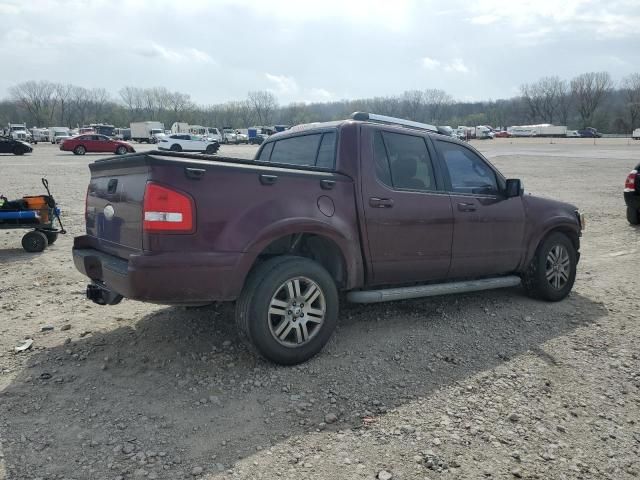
86, 161, 148, 258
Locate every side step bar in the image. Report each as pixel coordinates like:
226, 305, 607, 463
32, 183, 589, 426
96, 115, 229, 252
347, 276, 522, 304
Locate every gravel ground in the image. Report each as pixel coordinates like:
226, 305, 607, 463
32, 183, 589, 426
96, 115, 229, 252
0, 138, 639, 480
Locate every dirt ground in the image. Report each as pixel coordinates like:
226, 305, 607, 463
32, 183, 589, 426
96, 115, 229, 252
0, 138, 638, 480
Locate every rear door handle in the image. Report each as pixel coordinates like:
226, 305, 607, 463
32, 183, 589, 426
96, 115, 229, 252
457, 202, 477, 212
320, 179, 335, 190
259, 174, 278, 185
369, 197, 394, 208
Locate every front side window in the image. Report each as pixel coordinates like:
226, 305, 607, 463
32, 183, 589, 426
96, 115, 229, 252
436, 140, 498, 195
373, 131, 436, 191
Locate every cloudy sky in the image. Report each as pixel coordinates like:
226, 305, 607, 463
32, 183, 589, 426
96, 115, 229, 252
1, 0, 639, 105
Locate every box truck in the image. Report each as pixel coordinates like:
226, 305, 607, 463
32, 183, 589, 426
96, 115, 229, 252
131, 121, 165, 143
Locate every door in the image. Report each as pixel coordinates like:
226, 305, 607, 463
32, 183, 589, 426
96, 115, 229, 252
433, 139, 525, 278
0, 137, 11, 153
94, 135, 113, 152
361, 127, 453, 285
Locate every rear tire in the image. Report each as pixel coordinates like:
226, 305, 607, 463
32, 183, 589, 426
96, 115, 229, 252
74, 145, 86, 155
235, 256, 339, 365
22, 231, 48, 253
522, 232, 577, 301
170, 144, 182, 152
627, 206, 640, 225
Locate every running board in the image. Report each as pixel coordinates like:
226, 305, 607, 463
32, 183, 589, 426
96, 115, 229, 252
347, 276, 522, 304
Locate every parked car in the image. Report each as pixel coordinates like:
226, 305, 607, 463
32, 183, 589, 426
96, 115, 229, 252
157, 134, 220, 154
577, 127, 602, 138
73, 112, 584, 365
624, 164, 639, 225
0, 135, 33, 155
566, 130, 581, 138
49, 127, 72, 144
235, 130, 249, 144
60, 134, 136, 155
222, 128, 237, 144
494, 130, 512, 138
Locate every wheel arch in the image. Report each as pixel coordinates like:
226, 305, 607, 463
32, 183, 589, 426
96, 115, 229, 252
522, 222, 580, 270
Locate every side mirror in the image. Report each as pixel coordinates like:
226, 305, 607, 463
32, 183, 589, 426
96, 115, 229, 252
505, 178, 523, 198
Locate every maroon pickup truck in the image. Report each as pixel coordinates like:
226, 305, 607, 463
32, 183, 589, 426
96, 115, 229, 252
73, 113, 584, 364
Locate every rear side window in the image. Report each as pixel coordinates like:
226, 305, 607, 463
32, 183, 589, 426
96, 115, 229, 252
315, 132, 336, 169
258, 142, 274, 161
373, 131, 436, 191
270, 134, 321, 166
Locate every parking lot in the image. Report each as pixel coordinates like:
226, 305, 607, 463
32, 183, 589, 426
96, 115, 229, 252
0, 138, 639, 479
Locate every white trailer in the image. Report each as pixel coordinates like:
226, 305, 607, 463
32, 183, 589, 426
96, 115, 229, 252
130, 121, 165, 143
171, 122, 189, 134
49, 127, 71, 144
632, 128, 640, 140
508, 124, 567, 137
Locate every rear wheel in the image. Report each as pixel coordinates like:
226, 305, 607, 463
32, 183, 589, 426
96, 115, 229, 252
116, 146, 128, 155
170, 144, 182, 152
628, 206, 640, 225
522, 232, 577, 301
235, 256, 338, 365
22, 231, 48, 253
74, 145, 86, 155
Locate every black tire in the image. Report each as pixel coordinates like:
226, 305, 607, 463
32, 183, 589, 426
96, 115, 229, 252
74, 145, 86, 155
235, 256, 339, 365
42, 231, 58, 245
116, 146, 128, 155
627, 206, 640, 225
205, 144, 218, 154
22, 231, 48, 253
13, 147, 24, 156
170, 144, 182, 152
522, 232, 577, 302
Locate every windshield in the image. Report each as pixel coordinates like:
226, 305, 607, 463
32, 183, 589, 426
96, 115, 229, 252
151, 129, 162, 134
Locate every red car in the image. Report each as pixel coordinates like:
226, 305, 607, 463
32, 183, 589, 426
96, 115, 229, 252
493, 130, 512, 138
60, 134, 135, 155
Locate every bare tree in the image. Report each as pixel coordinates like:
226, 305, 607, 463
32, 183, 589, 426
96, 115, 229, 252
537, 76, 565, 123
89, 88, 110, 121
424, 89, 453, 124
54, 83, 74, 126
520, 83, 543, 123
400, 90, 424, 121
70, 86, 92, 126
556, 80, 572, 126
570, 72, 612, 128
119, 86, 145, 119
167, 91, 191, 120
621, 73, 640, 130
9, 81, 58, 126
248, 91, 278, 125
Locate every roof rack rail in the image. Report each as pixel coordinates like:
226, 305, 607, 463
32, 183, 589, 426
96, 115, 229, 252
350, 112, 438, 133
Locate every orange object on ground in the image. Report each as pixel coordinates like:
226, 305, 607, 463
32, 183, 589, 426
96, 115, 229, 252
23, 196, 48, 209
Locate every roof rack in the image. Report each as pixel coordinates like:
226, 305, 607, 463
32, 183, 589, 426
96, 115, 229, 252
350, 112, 438, 133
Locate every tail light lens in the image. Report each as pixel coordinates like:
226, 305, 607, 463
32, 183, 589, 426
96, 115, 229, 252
143, 182, 194, 233
625, 170, 637, 192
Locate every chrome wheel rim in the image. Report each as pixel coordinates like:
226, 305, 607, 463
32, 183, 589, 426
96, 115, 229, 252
268, 277, 326, 347
545, 245, 570, 290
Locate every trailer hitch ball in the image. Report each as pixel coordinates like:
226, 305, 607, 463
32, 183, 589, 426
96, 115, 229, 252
86, 284, 123, 306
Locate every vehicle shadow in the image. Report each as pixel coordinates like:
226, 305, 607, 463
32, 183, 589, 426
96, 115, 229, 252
0, 247, 46, 264
0, 289, 606, 479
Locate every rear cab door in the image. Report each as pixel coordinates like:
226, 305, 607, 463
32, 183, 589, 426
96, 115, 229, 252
432, 138, 525, 278
359, 125, 453, 285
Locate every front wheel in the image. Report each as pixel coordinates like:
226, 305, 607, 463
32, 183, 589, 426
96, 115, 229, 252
22, 231, 48, 253
627, 206, 639, 225
205, 144, 218, 154
13, 147, 24, 156
235, 256, 338, 365
116, 146, 128, 155
169, 144, 182, 152
522, 232, 577, 301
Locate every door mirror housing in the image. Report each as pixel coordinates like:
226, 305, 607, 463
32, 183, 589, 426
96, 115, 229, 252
505, 178, 523, 198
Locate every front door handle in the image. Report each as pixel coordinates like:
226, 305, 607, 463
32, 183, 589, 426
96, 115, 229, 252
369, 197, 394, 208
259, 174, 278, 185
457, 202, 477, 212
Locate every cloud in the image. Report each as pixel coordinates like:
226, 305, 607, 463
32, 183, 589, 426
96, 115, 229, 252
421, 57, 441, 69
265, 73, 334, 103
265, 73, 299, 95
133, 44, 215, 64
444, 59, 469, 74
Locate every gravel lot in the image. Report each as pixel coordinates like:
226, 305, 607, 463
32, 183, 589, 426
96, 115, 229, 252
0, 138, 639, 480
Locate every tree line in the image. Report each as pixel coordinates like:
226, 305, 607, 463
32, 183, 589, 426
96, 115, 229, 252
1, 71, 639, 133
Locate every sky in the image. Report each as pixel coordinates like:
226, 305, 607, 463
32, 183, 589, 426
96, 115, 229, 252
1, 0, 639, 105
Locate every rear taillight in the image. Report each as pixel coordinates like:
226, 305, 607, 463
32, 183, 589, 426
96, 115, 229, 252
143, 182, 194, 233
625, 170, 637, 192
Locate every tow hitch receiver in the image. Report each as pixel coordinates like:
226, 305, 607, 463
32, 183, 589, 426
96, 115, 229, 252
86, 283, 123, 306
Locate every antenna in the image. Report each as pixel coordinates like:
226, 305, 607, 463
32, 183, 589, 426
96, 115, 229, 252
351, 112, 438, 133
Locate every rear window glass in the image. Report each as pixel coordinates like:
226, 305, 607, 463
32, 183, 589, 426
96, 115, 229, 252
258, 142, 274, 161
270, 134, 321, 166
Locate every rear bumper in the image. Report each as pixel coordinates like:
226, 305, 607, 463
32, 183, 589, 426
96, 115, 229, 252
72, 237, 244, 304
624, 191, 640, 209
